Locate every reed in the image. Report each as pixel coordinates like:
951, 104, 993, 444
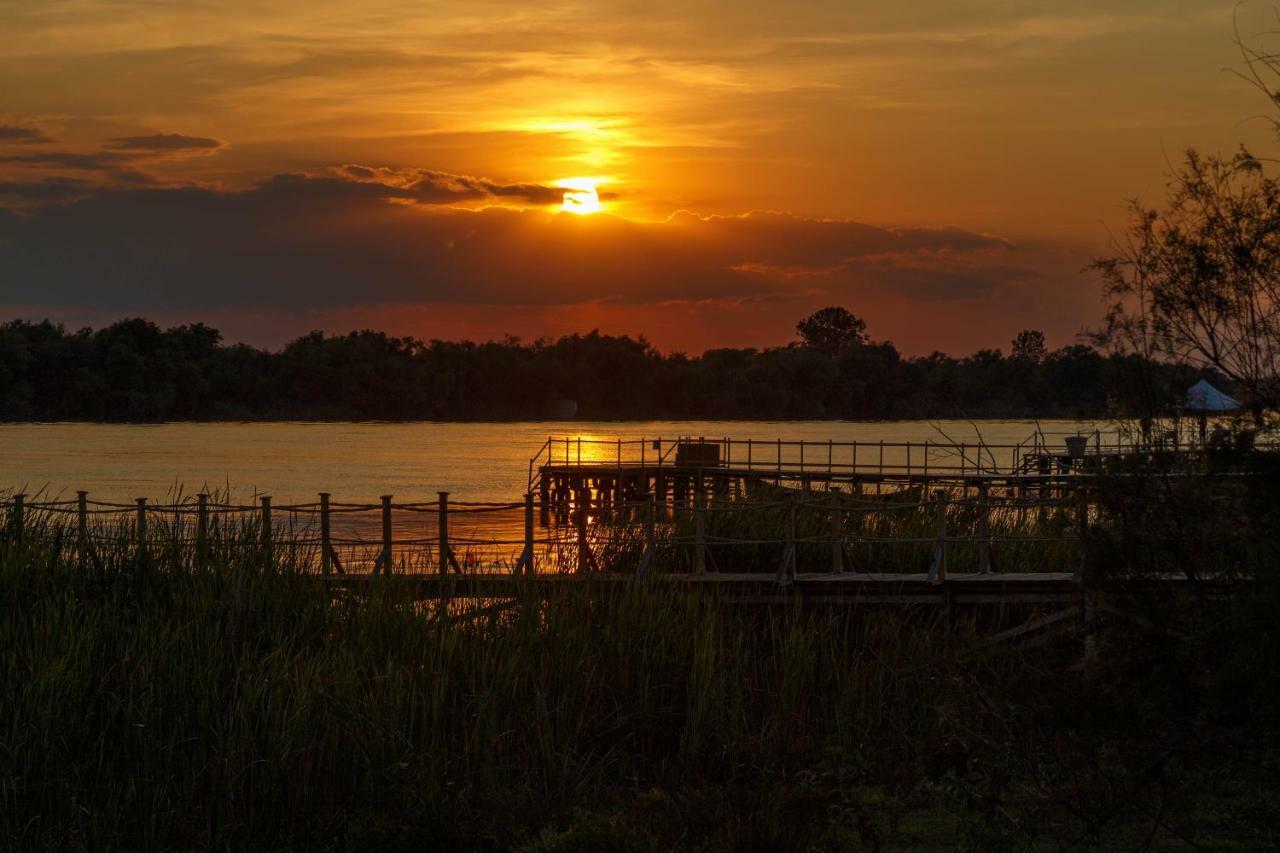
0, 499, 1271, 850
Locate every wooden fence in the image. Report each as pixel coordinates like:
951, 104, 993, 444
2, 485, 1087, 583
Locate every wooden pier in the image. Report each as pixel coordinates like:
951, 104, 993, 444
530, 434, 1126, 514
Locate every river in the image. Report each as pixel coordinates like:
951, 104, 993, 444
2, 419, 1112, 503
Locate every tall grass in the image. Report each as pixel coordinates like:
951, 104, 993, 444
1, 501, 1275, 850
587, 482, 1079, 577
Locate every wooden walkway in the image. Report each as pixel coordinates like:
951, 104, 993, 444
326, 570, 1084, 606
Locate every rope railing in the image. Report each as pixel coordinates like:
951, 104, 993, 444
2, 483, 1088, 583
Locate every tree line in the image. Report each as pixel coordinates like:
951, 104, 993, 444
0, 309, 1203, 422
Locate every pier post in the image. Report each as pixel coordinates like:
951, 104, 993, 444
928, 490, 947, 583
694, 486, 707, 575
381, 494, 393, 575
636, 491, 655, 581
575, 487, 593, 573
196, 493, 208, 570
135, 497, 147, 562
775, 493, 797, 587
519, 492, 534, 575
978, 482, 992, 573
260, 496, 272, 568
830, 492, 844, 574
438, 491, 454, 574
1075, 484, 1089, 581
539, 475, 550, 527
319, 493, 331, 577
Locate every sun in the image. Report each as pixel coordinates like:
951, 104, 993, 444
557, 177, 602, 214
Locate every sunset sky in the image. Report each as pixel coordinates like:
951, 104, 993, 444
2, 0, 1277, 354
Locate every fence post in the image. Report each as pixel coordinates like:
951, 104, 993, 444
260, 496, 272, 568
518, 492, 534, 575
10, 493, 23, 545
775, 493, 797, 586
76, 491, 88, 568
575, 488, 593, 573
196, 493, 209, 569
438, 491, 452, 574
978, 482, 992, 573
1075, 484, 1089, 581
694, 486, 707, 575
927, 490, 947, 584
381, 494, 393, 575
135, 497, 147, 561
637, 492, 656, 581
830, 492, 843, 574
319, 493, 332, 577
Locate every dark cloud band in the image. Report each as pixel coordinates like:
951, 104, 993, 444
0, 172, 1040, 313
0, 125, 53, 144
104, 133, 224, 151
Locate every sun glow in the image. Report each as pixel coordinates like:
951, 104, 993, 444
558, 177, 602, 214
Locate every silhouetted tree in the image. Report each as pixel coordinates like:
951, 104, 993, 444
796, 307, 867, 355
0, 315, 1185, 421
1011, 329, 1047, 363
1093, 149, 1280, 421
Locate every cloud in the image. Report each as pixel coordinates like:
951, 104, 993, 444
0, 125, 53, 144
0, 132, 223, 174
333, 164, 568, 205
0, 173, 1067, 319
104, 132, 225, 152
0, 150, 135, 170
0, 177, 92, 201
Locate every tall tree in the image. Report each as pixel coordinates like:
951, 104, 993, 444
795, 307, 868, 355
1093, 149, 1280, 420
1011, 329, 1047, 363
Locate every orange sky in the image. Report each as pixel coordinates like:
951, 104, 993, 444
2, 1, 1277, 354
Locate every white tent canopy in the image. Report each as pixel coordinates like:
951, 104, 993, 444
1185, 379, 1238, 412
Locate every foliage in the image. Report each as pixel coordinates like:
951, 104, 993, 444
1093, 149, 1280, 422
0, 316, 1204, 421
1011, 329, 1047, 364
795, 306, 868, 355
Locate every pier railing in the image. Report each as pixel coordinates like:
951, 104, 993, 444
2, 485, 1087, 582
527, 431, 1135, 490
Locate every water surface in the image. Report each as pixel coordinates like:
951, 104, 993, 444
3, 420, 1108, 503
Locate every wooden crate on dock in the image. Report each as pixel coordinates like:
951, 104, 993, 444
675, 441, 721, 466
